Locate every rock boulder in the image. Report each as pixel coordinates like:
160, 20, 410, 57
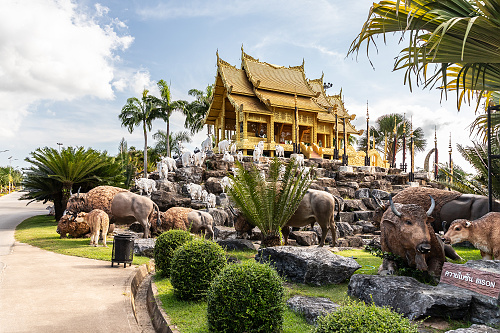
287, 295, 340, 324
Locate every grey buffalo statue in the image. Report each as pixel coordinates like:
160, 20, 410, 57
66, 186, 160, 238
187, 210, 214, 238
373, 187, 500, 233
282, 189, 342, 247
379, 195, 446, 279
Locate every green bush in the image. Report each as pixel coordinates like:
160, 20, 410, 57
170, 238, 227, 301
153, 230, 194, 277
207, 260, 285, 333
314, 299, 418, 333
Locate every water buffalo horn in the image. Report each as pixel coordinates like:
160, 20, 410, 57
77, 186, 81, 198
388, 195, 402, 217
228, 204, 236, 216
465, 221, 471, 227
69, 189, 72, 196
426, 195, 435, 216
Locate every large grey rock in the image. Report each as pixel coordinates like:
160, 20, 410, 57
287, 295, 340, 325
256, 246, 361, 286
214, 226, 237, 240
216, 193, 229, 208
336, 222, 354, 238
205, 177, 224, 194
151, 190, 191, 211
445, 324, 500, 333
354, 210, 374, 221
206, 208, 229, 226
290, 231, 318, 246
354, 188, 370, 199
348, 275, 472, 320
173, 166, 204, 183
371, 189, 390, 200
338, 212, 354, 224
216, 239, 256, 251
134, 238, 156, 258
343, 199, 367, 212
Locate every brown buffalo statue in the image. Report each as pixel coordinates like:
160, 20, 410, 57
379, 195, 446, 279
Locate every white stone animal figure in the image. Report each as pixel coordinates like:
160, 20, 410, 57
218, 139, 231, 153
163, 157, 177, 172
253, 145, 262, 163
230, 142, 237, 155
75, 209, 110, 247
156, 161, 166, 179
186, 183, 203, 200
201, 135, 213, 152
201, 189, 209, 202
278, 164, 286, 180
237, 150, 244, 162
275, 145, 284, 157
257, 141, 264, 153
135, 178, 157, 196
219, 176, 231, 193
290, 153, 305, 168
193, 151, 206, 167
207, 193, 217, 209
222, 151, 234, 163
46, 205, 55, 216
181, 150, 194, 168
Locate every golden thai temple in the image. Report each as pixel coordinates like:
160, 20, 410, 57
205, 48, 383, 166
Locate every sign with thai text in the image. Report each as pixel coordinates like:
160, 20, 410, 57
440, 262, 500, 298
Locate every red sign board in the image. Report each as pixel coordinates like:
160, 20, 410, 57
440, 262, 500, 298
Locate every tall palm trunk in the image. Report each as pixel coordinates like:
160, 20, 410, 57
166, 119, 170, 157
143, 120, 148, 178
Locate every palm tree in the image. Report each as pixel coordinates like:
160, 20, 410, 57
153, 130, 192, 158
119, 88, 164, 178
184, 85, 213, 135
226, 158, 313, 247
348, 0, 500, 108
151, 80, 187, 158
22, 146, 123, 220
359, 113, 426, 165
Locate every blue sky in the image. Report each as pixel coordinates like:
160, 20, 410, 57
1, 0, 478, 172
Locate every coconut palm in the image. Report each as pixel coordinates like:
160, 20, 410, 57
349, 0, 500, 108
119, 88, 164, 178
226, 157, 313, 247
184, 85, 213, 135
359, 113, 426, 165
22, 146, 123, 220
153, 130, 192, 158
150, 80, 187, 158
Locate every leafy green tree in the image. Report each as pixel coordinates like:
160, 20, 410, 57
226, 157, 313, 247
151, 80, 187, 158
153, 130, 191, 158
349, 0, 500, 108
183, 85, 213, 135
119, 88, 164, 178
359, 113, 426, 166
437, 138, 500, 198
22, 146, 123, 221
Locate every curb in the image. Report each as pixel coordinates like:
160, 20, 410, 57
129, 262, 179, 333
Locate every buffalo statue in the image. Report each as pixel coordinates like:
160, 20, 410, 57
373, 187, 500, 233
379, 195, 446, 279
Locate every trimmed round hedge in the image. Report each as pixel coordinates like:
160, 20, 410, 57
314, 299, 419, 333
207, 260, 285, 333
153, 230, 194, 277
170, 238, 226, 301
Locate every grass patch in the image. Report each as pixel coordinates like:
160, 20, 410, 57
15, 214, 150, 265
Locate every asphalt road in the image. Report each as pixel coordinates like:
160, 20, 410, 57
0, 192, 140, 333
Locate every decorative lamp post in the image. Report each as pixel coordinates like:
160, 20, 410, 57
334, 108, 339, 159
365, 101, 370, 166
409, 117, 415, 182
449, 133, 453, 183
434, 127, 439, 180
400, 114, 407, 172
391, 120, 397, 168
342, 116, 348, 166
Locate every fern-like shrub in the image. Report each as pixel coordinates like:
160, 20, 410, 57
153, 230, 194, 277
207, 260, 285, 333
170, 238, 226, 300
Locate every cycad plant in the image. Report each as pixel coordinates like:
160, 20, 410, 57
226, 157, 313, 247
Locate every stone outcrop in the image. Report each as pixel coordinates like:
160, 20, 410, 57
348, 260, 500, 326
445, 324, 500, 333
216, 239, 256, 251
287, 295, 340, 324
134, 238, 156, 258
255, 246, 361, 285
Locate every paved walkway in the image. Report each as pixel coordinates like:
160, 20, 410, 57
0, 192, 140, 333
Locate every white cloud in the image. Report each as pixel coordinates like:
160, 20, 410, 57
0, 0, 133, 139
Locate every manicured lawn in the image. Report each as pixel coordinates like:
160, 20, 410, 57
155, 246, 483, 333
15, 215, 150, 265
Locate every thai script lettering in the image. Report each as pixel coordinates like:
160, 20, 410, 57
443, 270, 496, 288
